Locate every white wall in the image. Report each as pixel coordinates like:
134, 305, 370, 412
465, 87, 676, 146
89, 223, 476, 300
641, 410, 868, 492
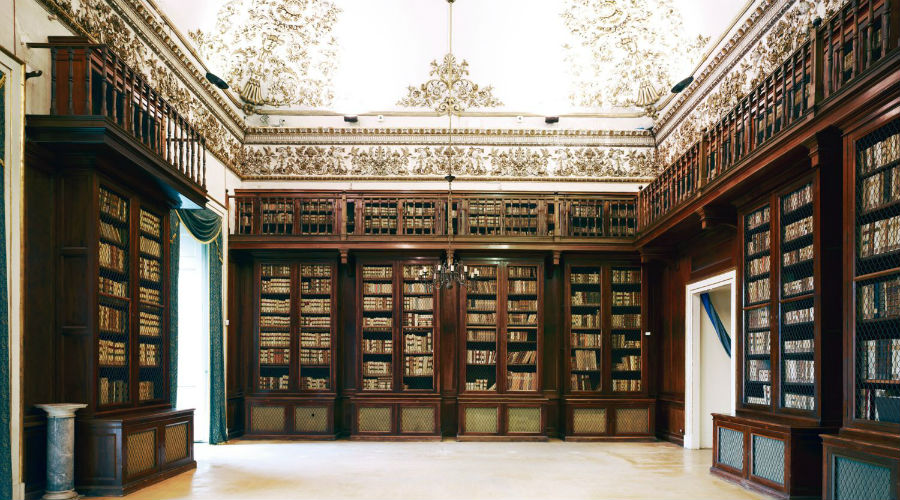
698, 287, 732, 449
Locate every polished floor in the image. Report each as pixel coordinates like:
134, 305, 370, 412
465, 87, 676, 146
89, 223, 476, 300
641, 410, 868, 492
96, 439, 772, 500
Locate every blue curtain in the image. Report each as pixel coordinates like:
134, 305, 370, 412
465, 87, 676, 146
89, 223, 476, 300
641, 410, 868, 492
175, 208, 227, 444
0, 69, 11, 500
700, 293, 731, 357
168, 212, 180, 407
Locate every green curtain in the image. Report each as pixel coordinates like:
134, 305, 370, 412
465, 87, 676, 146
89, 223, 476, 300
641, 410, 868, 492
0, 69, 11, 500
168, 211, 180, 407
175, 208, 227, 444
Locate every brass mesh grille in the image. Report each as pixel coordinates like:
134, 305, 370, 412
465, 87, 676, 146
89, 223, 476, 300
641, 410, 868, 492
358, 406, 392, 432
572, 408, 607, 434
164, 423, 188, 464
834, 455, 893, 500
507, 407, 541, 433
615, 408, 649, 434
126, 429, 156, 478
400, 407, 435, 433
752, 435, 785, 485
717, 426, 744, 470
294, 406, 329, 433
464, 407, 498, 434
250, 406, 286, 434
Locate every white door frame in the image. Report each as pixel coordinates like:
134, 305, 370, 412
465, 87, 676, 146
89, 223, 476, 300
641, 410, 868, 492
684, 270, 737, 450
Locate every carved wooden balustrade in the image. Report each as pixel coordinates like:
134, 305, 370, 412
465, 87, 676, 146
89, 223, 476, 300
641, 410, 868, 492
638, 0, 898, 232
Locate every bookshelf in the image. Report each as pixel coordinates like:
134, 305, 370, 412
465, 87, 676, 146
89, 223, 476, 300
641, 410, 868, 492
743, 203, 773, 408
360, 264, 395, 391
401, 264, 436, 390
569, 266, 603, 392
464, 264, 499, 392
299, 264, 335, 391
257, 264, 291, 391
137, 207, 166, 403
610, 267, 643, 393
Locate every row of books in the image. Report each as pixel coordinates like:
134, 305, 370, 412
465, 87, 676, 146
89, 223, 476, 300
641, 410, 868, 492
301, 332, 331, 348
300, 316, 331, 327
783, 184, 813, 213
138, 381, 156, 401
508, 299, 537, 311
140, 286, 160, 305
99, 377, 128, 405
260, 348, 290, 365
404, 356, 434, 376
100, 221, 127, 246
861, 339, 900, 380
262, 278, 291, 294
138, 211, 160, 236
259, 375, 289, 390
747, 206, 771, 231
260, 298, 290, 314
261, 265, 290, 278
784, 306, 814, 326
469, 201, 504, 215
509, 267, 537, 279
858, 276, 900, 320
572, 350, 599, 370
139, 257, 161, 282
363, 218, 399, 230
613, 355, 640, 371
260, 331, 290, 348
611, 269, 640, 284
612, 379, 641, 392
300, 265, 331, 277
509, 350, 537, 364
503, 204, 540, 216
747, 277, 770, 304
403, 313, 433, 327
467, 299, 495, 310
362, 205, 398, 217
507, 372, 537, 391
403, 204, 436, 216
402, 218, 435, 229
783, 216, 813, 243
138, 343, 160, 367
260, 201, 292, 213
363, 339, 392, 354
468, 266, 497, 277
747, 331, 771, 355
404, 296, 433, 310
571, 291, 601, 305
301, 377, 329, 390
573, 333, 602, 348
465, 379, 496, 391
572, 205, 602, 217
467, 313, 496, 325
404, 283, 430, 294
508, 313, 537, 325
99, 188, 128, 222
611, 334, 641, 349
748, 255, 770, 277
784, 359, 814, 384
99, 304, 126, 334
509, 280, 537, 294
363, 296, 392, 311
300, 299, 331, 315
363, 282, 393, 294
363, 377, 392, 390
404, 333, 433, 353
299, 201, 333, 213
859, 215, 900, 258
362, 317, 391, 327
467, 349, 496, 364
783, 244, 813, 266
300, 348, 330, 364
467, 329, 496, 342
139, 236, 161, 258
858, 389, 899, 423
857, 132, 899, 175
784, 338, 813, 354
362, 266, 393, 279
611, 314, 641, 329
261, 213, 292, 225
98, 339, 127, 366
260, 315, 290, 328
783, 276, 814, 296
139, 311, 160, 337
508, 330, 532, 342
572, 312, 602, 328
748, 359, 771, 382
570, 224, 603, 236
859, 166, 899, 212
784, 393, 814, 410
363, 361, 391, 376
571, 374, 600, 391
747, 307, 770, 330
747, 232, 770, 256
746, 385, 771, 406
612, 291, 640, 307
99, 276, 127, 297
99, 242, 126, 273
468, 281, 498, 294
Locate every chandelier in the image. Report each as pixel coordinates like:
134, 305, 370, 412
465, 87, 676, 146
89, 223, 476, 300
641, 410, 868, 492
416, 0, 479, 291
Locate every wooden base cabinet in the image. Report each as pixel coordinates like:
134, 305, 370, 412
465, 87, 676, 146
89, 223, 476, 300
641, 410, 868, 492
349, 398, 442, 440
75, 409, 195, 497
244, 396, 337, 439
456, 399, 547, 441
711, 413, 837, 499
563, 399, 656, 440
821, 433, 899, 500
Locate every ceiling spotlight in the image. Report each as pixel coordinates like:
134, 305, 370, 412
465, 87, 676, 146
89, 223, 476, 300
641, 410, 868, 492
671, 76, 694, 93
343, 115, 359, 123
812, 16, 822, 27
545, 116, 560, 124
205, 72, 229, 90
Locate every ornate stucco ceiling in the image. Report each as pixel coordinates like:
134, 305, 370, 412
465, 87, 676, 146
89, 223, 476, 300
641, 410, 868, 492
158, 0, 748, 119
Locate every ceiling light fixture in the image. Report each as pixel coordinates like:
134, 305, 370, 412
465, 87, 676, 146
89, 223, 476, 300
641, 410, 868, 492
343, 115, 359, 123
545, 116, 560, 124
205, 72, 229, 90
670, 76, 694, 93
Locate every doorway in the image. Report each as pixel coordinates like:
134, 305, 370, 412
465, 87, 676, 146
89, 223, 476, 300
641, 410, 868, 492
177, 223, 210, 442
684, 271, 736, 449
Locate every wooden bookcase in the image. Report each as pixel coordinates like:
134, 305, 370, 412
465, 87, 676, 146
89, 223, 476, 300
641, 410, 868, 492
245, 258, 339, 438
350, 258, 442, 439
456, 258, 548, 440
712, 159, 843, 498
822, 113, 900, 499
562, 259, 655, 440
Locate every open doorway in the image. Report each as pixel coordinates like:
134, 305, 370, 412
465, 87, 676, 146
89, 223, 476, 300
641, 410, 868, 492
684, 271, 736, 449
177, 223, 210, 443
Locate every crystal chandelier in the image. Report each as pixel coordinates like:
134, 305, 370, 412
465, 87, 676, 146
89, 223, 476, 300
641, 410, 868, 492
416, 0, 479, 291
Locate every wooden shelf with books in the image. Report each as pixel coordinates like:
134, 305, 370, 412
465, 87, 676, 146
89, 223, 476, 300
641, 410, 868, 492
457, 259, 547, 441
562, 259, 654, 441
246, 258, 338, 439
350, 258, 442, 440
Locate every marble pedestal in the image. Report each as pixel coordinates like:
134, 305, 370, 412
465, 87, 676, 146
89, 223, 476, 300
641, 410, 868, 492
35, 404, 87, 500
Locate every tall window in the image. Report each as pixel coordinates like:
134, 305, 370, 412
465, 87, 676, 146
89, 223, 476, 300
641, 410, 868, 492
177, 224, 210, 442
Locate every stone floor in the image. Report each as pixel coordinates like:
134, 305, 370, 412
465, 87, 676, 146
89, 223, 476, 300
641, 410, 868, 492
94, 439, 773, 499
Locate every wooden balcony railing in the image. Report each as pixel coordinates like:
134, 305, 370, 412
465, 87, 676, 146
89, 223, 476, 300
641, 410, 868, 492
638, 0, 898, 231
229, 190, 638, 240
30, 37, 207, 192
